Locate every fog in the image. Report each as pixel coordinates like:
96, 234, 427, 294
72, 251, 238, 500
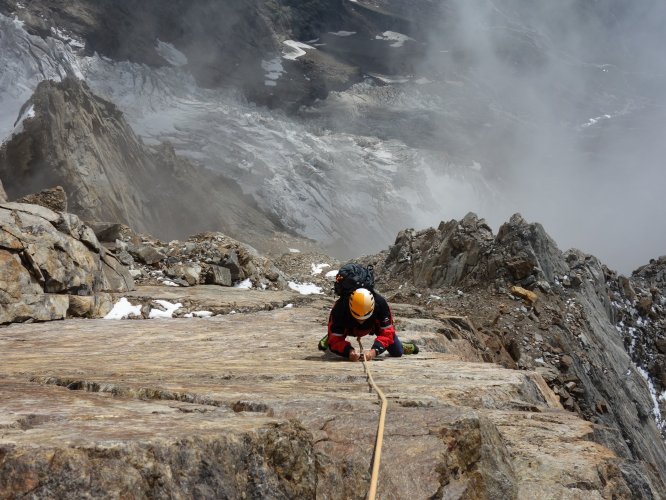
1, 0, 664, 273
414, 0, 666, 273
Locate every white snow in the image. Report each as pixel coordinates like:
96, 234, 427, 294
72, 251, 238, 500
637, 366, 665, 429
282, 40, 315, 61
104, 298, 142, 320
325, 269, 339, 278
235, 278, 253, 289
369, 73, 410, 84
11, 104, 34, 136
311, 263, 330, 275
284, 303, 294, 309
289, 248, 301, 253
183, 310, 213, 318
288, 281, 323, 295
329, 31, 356, 37
262, 57, 284, 86
148, 300, 182, 319
50, 27, 85, 49
155, 39, 188, 67
429, 295, 442, 300
161, 279, 179, 287
375, 31, 414, 48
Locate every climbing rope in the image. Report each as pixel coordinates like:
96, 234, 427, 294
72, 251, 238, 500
357, 337, 387, 500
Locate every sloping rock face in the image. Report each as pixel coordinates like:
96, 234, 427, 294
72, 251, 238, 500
369, 213, 666, 493
0, 288, 648, 498
0, 202, 133, 324
0, 77, 309, 253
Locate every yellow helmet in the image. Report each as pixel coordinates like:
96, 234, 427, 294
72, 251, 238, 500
349, 288, 375, 321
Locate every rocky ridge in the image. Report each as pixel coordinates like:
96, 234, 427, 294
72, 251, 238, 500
0, 77, 321, 255
358, 212, 666, 491
1, 209, 666, 496
0, 0, 433, 111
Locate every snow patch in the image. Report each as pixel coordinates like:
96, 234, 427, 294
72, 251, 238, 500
289, 248, 301, 253
282, 40, 315, 61
329, 31, 356, 37
369, 73, 410, 84
375, 31, 414, 48
149, 300, 183, 319
637, 366, 666, 430
325, 269, 339, 278
288, 281, 323, 295
50, 27, 85, 49
11, 104, 34, 136
262, 57, 284, 86
104, 298, 142, 320
581, 113, 612, 128
311, 263, 330, 275
156, 39, 188, 67
192, 310, 213, 318
235, 278, 253, 289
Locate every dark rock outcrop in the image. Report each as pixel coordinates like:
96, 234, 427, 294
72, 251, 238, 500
0, 77, 298, 253
0, 202, 133, 323
16, 185, 67, 213
0, 0, 433, 110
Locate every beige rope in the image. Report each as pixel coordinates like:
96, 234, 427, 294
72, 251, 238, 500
357, 337, 387, 500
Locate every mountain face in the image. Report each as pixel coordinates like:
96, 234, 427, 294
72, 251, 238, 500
1, 210, 666, 497
2, 0, 662, 266
0, 77, 313, 254
368, 213, 666, 488
1, 2, 666, 494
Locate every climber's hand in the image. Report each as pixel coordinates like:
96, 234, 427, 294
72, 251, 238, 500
362, 349, 377, 361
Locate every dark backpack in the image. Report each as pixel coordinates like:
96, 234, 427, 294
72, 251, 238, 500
334, 263, 374, 296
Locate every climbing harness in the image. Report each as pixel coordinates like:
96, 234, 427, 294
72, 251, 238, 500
357, 337, 387, 500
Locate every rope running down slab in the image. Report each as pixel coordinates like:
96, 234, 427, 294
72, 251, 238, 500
357, 337, 387, 500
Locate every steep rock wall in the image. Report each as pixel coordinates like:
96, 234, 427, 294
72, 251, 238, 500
0, 78, 293, 252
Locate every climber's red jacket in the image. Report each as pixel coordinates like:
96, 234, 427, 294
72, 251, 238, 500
327, 292, 396, 358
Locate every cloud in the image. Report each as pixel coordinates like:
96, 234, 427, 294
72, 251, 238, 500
413, 0, 666, 273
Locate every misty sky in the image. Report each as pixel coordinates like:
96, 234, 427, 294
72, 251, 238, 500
414, 0, 666, 273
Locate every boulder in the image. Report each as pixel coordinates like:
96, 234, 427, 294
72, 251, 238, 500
165, 264, 201, 286
68, 293, 114, 318
16, 186, 67, 213
205, 265, 232, 287
129, 245, 166, 265
0, 203, 133, 324
221, 250, 243, 281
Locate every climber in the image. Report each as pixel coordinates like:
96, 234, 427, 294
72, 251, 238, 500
320, 287, 419, 361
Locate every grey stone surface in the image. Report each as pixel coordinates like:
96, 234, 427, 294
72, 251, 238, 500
0, 299, 640, 499
0, 203, 133, 324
